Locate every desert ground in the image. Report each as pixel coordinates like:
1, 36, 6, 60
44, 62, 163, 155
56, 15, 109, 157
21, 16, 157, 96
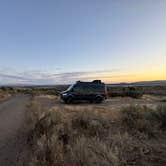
0, 87, 166, 166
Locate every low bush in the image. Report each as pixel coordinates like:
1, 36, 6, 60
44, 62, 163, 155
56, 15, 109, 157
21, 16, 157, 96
121, 105, 166, 137
150, 105, 166, 129
108, 87, 143, 98
121, 105, 161, 136
71, 111, 110, 137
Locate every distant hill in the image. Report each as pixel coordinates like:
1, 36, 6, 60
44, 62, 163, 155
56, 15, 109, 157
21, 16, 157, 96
132, 80, 166, 86
108, 80, 166, 87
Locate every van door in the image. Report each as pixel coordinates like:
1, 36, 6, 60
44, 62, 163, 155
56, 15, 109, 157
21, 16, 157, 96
85, 84, 95, 100
72, 84, 84, 100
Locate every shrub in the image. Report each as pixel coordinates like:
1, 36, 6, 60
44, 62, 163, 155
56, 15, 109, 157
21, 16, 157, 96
108, 87, 143, 98
150, 105, 166, 129
26, 101, 42, 130
121, 105, 143, 129
121, 105, 157, 136
72, 111, 110, 137
33, 109, 62, 138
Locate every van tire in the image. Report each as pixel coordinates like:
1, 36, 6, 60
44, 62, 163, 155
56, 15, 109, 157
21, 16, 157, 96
65, 97, 74, 104
95, 96, 103, 104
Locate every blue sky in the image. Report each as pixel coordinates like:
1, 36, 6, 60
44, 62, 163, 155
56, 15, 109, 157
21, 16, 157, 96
0, 0, 166, 84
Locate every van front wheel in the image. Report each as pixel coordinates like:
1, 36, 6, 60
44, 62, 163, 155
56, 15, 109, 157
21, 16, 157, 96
65, 97, 74, 104
95, 96, 103, 104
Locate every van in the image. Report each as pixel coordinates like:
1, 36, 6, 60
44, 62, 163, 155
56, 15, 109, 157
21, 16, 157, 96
60, 80, 108, 104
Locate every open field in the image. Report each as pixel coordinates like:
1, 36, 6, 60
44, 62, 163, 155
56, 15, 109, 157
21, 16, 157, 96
27, 94, 166, 166
0, 86, 166, 166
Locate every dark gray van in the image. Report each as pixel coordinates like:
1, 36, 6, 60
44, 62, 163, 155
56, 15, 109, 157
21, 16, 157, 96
60, 80, 108, 104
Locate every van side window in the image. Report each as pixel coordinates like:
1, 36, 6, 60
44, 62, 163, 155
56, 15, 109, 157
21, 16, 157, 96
74, 84, 86, 93
73, 85, 79, 92
73, 83, 104, 94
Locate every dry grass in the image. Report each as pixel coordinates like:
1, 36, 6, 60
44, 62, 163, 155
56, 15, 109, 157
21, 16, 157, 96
27, 101, 166, 166
0, 89, 11, 102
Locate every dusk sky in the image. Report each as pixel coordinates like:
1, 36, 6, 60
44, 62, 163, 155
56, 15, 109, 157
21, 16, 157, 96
0, 0, 166, 85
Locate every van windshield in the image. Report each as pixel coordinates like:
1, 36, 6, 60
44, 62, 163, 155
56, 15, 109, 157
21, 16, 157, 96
67, 84, 74, 91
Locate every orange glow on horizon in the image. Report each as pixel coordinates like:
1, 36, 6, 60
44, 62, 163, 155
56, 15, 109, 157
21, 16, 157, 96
98, 68, 166, 83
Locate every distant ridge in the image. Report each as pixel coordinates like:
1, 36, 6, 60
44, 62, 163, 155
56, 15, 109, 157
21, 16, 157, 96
108, 80, 166, 87
131, 80, 166, 86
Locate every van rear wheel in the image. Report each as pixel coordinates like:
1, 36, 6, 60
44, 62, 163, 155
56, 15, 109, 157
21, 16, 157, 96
95, 96, 103, 104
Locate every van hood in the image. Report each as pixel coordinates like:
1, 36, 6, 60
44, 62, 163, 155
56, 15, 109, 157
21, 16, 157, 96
60, 90, 68, 94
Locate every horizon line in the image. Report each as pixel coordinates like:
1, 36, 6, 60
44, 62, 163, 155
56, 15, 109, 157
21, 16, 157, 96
0, 79, 166, 87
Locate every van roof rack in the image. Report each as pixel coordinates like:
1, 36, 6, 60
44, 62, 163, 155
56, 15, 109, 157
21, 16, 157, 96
92, 80, 102, 83
76, 80, 102, 84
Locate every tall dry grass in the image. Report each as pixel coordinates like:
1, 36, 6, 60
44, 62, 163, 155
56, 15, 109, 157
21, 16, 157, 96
28, 103, 166, 166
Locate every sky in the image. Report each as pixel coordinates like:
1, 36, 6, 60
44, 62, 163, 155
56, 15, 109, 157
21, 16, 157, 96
0, 0, 166, 85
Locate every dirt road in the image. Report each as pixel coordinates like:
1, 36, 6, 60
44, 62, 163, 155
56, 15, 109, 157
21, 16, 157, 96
0, 95, 30, 166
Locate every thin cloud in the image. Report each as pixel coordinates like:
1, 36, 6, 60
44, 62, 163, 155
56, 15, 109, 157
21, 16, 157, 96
0, 68, 134, 85
0, 73, 29, 81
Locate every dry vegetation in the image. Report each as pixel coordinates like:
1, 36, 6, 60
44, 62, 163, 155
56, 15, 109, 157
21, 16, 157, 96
27, 99, 166, 166
1, 85, 166, 98
20, 85, 166, 100
108, 86, 166, 98
1, 85, 166, 165
0, 88, 11, 102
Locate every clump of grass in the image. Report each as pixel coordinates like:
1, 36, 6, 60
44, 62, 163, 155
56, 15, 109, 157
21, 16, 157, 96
71, 110, 110, 137
121, 105, 161, 136
121, 105, 143, 129
121, 104, 166, 137
26, 101, 42, 130
150, 105, 166, 130
67, 136, 119, 166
